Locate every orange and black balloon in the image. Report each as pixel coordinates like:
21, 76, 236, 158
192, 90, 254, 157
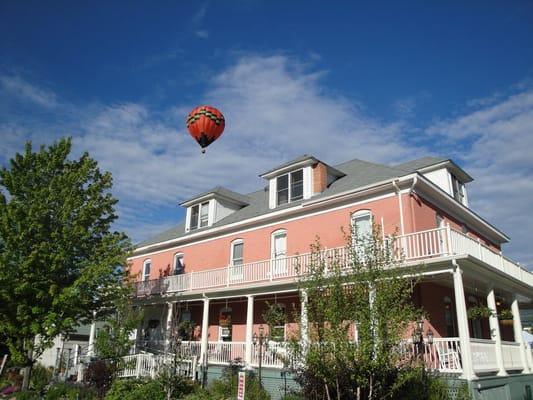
186, 105, 225, 153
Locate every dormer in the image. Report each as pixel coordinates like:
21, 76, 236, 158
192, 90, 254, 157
260, 155, 344, 209
181, 187, 249, 232
411, 159, 473, 207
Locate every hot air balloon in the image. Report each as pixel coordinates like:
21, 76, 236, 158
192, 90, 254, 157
186, 105, 225, 153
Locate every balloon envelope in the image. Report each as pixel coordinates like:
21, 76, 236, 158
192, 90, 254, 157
186, 105, 225, 152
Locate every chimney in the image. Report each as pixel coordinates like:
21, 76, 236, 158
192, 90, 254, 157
312, 162, 328, 194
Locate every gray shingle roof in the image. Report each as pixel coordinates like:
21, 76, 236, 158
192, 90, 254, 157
135, 156, 443, 249
180, 186, 250, 206
394, 157, 448, 173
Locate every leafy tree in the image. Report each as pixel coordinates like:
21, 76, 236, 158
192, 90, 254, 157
290, 225, 424, 400
0, 138, 131, 389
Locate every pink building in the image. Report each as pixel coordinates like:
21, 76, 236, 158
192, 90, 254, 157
122, 155, 533, 393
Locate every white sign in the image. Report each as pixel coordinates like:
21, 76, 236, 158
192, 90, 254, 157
237, 371, 246, 400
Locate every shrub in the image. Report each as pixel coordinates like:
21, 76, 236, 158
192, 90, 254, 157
29, 363, 52, 394
104, 378, 165, 400
44, 382, 97, 400
85, 360, 113, 397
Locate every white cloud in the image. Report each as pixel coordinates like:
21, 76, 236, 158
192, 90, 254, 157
426, 88, 533, 267
1, 61, 532, 270
0, 75, 59, 108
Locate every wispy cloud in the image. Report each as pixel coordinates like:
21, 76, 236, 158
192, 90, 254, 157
195, 30, 209, 39
426, 88, 533, 267
0, 75, 59, 108
192, 3, 208, 24
0, 60, 532, 269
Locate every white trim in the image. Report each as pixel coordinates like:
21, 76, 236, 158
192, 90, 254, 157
260, 157, 317, 179
303, 165, 312, 199
130, 191, 398, 260
230, 239, 244, 266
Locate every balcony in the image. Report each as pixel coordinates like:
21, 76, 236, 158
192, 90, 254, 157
134, 226, 533, 298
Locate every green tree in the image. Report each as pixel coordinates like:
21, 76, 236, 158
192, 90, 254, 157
291, 225, 424, 400
0, 138, 131, 390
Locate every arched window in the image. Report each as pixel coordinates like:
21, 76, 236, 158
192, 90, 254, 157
173, 253, 184, 275
142, 259, 151, 282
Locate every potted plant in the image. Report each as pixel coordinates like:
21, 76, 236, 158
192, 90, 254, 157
498, 309, 514, 326
467, 305, 494, 320
262, 302, 287, 341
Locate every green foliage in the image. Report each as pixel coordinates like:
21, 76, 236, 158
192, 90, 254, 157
94, 297, 141, 378
466, 306, 494, 320
29, 363, 52, 394
262, 302, 287, 341
104, 376, 197, 400
43, 382, 97, 400
498, 308, 513, 320
290, 224, 424, 399
0, 138, 131, 386
187, 362, 270, 400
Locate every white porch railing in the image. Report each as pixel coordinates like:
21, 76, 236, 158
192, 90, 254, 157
207, 342, 246, 365
501, 341, 523, 371
402, 337, 462, 373
470, 339, 499, 373
117, 352, 198, 379
134, 227, 532, 297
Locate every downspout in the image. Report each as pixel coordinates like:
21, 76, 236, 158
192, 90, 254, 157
392, 180, 405, 235
408, 176, 418, 233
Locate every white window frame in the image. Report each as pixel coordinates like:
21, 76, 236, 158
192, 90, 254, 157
188, 200, 211, 231
351, 210, 373, 240
271, 229, 288, 275
173, 253, 184, 275
450, 174, 466, 205
275, 169, 304, 206
142, 259, 151, 282
351, 210, 373, 262
229, 239, 244, 280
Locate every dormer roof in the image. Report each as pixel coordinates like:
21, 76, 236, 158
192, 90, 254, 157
395, 157, 473, 183
180, 186, 250, 207
259, 154, 345, 180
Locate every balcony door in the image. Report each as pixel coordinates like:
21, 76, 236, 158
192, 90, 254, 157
271, 230, 287, 275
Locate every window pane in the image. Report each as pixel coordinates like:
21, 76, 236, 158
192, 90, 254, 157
143, 261, 151, 281
174, 255, 184, 274
190, 205, 199, 230
290, 170, 303, 201
232, 242, 243, 265
353, 213, 372, 238
277, 174, 289, 205
199, 202, 209, 227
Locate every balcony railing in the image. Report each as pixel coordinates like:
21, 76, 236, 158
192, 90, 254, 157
120, 338, 532, 376
134, 227, 532, 297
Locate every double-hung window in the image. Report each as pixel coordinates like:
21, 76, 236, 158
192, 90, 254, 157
451, 174, 465, 204
230, 239, 244, 280
351, 211, 372, 262
276, 169, 304, 206
190, 201, 210, 230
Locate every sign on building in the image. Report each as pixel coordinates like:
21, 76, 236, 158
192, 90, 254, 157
237, 371, 246, 400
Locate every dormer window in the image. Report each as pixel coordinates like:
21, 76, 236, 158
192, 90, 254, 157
276, 169, 304, 206
451, 174, 465, 204
190, 201, 210, 230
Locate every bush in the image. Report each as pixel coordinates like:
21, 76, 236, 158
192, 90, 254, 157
206, 363, 270, 400
29, 363, 52, 394
85, 360, 113, 397
44, 382, 97, 400
104, 378, 164, 400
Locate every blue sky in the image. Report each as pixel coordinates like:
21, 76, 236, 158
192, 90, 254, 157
1, 1, 532, 266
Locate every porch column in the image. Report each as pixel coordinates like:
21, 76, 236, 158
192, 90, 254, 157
200, 297, 210, 366
87, 311, 97, 357
511, 295, 530, 372
300, 290, 309, 350
452, 265, 476, 379
165, 301, 174, 352
245, 295, 254, 367
487, 288, 507, 376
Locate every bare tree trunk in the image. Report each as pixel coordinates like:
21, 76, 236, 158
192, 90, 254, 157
336, 377, 341, 400
324, 379, 331, 400
356, 386, 360, 400
368, 374, 373, 400
21, 344, 34, 391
